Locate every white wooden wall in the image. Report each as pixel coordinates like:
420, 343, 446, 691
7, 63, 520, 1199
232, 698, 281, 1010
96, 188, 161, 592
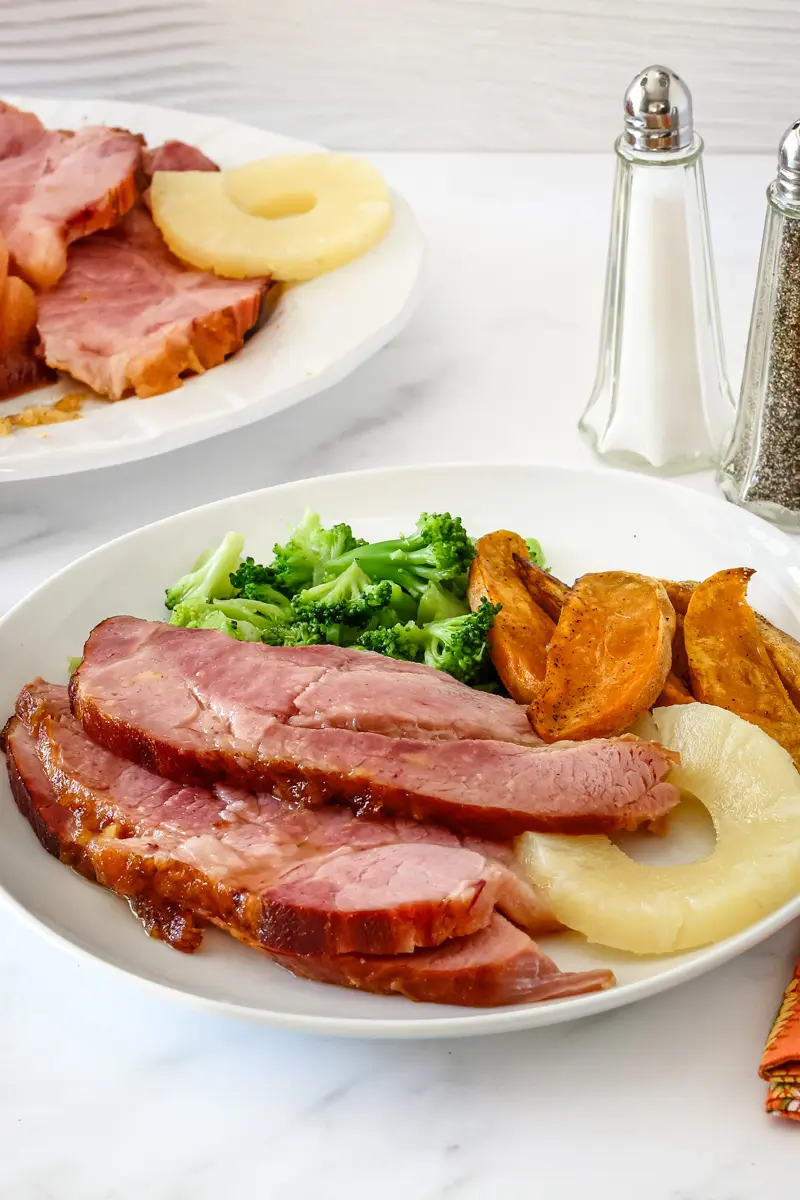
2, 0, 798, 152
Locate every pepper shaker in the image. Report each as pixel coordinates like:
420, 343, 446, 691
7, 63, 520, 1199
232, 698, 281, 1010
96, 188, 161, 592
579, 66, 735, 473
718, 122, 800, 527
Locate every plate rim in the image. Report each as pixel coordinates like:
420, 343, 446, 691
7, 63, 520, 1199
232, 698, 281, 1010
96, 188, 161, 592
0, 94, 426, 483
2, 459, 800, 1038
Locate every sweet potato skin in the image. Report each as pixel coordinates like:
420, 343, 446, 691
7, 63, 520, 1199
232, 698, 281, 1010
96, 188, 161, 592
659, 580, 698, 616
512, 556, 570, 622
468, 532, 555, 704
757, 617, 800, 710
529, 571, 675, 742
684, 568, 800, 763
655, 673, 695, 706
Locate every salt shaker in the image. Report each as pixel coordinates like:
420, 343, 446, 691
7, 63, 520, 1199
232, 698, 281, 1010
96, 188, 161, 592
579, 66, 735, 473
718, 122, 800, 528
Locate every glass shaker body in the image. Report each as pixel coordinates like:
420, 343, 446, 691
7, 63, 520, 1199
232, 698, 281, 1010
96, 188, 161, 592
580, 135, 734, 474
717, 186, 800, 528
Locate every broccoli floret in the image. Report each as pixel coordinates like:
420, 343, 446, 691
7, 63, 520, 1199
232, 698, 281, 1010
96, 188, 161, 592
356, 621, 428, 662
272, 620, 326, 646
416, 579, 470, 624
169, 600, 263, 642
67, 656, 82, 676
228, 557, 288, 604
525, 537, 547, 568
291, 561, 395, 626
357, 599, 499, 684
270, 510, 365, 594
213, 596, 291, 629
420, 599, 500, 684
325, 512, 475, 598
165, 532, 244, 610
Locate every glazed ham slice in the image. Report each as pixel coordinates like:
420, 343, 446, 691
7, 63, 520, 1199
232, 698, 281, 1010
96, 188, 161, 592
141, 141, 219, 178
275, 914, 613, 1008
36, 208, 268, 399
12, 681, 556, 956
4, 706, 612, 1007
0, 102, 141, 289
70, 617, 680, 839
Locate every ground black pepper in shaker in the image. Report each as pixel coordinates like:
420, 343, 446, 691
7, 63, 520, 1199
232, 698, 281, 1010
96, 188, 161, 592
718, 121, 800, 527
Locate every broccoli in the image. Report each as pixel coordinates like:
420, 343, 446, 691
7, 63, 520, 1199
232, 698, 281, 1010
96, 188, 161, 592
418, 599, 500, 684
270, 510, 365, 594
171, 596, 290, 640
525, 537, 547, 568
274, 619, 360, 647
291, 561, 395, 627
416, 579, 470, 624
356, 621, 428, 662
169, 600, 263, 642
325, 512, 475, 598
67, 656, 82, 676
357, 599, 500, 685
228, 557, 288, 604
165, 532, 244, 610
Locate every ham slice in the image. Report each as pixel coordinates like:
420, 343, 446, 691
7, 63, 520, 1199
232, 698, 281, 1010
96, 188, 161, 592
0, 101, 141, 289
11, 681, 556, 955
4, 703, 613, 1007
142, 141, 219, 177
70, 617, 680, 839
276, 914, 613, 1008
36, 208, 269, 399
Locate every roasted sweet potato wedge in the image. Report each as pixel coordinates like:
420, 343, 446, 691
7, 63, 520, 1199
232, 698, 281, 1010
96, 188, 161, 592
529, 572, 675, 741
518, 556, 690, 707
0, 275, 37, 352
757, 617, 800, 710
670, 612, 690, 686
663, 577, 800, 711
655, 672, 694, 706
684, 568, 800, 763
0, 233, 8, 299
468, 531, 555, 704
659, 579, 698, 616
512, 556, 570, 622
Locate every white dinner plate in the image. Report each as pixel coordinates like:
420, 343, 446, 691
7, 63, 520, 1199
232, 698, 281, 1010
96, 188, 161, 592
0, 96, 424, 482
2, 462, 800, 1038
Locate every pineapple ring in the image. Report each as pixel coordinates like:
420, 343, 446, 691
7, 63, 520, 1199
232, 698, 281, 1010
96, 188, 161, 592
150, 154, 392, 283
517, 703, 800, 954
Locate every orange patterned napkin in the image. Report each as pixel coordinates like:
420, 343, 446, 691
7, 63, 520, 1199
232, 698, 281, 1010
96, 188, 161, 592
760, 956, 800, 1120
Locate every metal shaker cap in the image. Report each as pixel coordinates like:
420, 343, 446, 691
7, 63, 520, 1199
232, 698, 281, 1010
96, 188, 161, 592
775, 120, 800, 204
623, 65, 693, 152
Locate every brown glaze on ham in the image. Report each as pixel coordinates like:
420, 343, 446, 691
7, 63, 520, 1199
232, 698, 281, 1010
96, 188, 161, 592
13, 682, 556, 956
36, 208, 269, 399
70, 617, 680, 839
4, 708, 613, 1007
0, 344, 55, 401
0, 102, 141, 289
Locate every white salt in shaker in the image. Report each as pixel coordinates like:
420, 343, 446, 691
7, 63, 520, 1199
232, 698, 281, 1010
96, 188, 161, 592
579, 66, 735, 473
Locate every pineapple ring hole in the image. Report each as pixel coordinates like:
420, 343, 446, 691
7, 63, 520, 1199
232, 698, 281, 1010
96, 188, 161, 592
613, 793, 717, 866
234, 191, 318, 221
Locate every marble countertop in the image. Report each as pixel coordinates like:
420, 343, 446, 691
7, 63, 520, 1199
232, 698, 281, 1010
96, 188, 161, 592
2, 153, 798, 1198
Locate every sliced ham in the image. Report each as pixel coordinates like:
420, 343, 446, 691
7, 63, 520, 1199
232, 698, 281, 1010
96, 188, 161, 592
70, 617, 680, 839
4, 707, 612, 1007
276, 915, 613, 1008
0, 101, 141, 289
36, 208, 269, 399
142, 141, 219, 178
12, 681, 556, 956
